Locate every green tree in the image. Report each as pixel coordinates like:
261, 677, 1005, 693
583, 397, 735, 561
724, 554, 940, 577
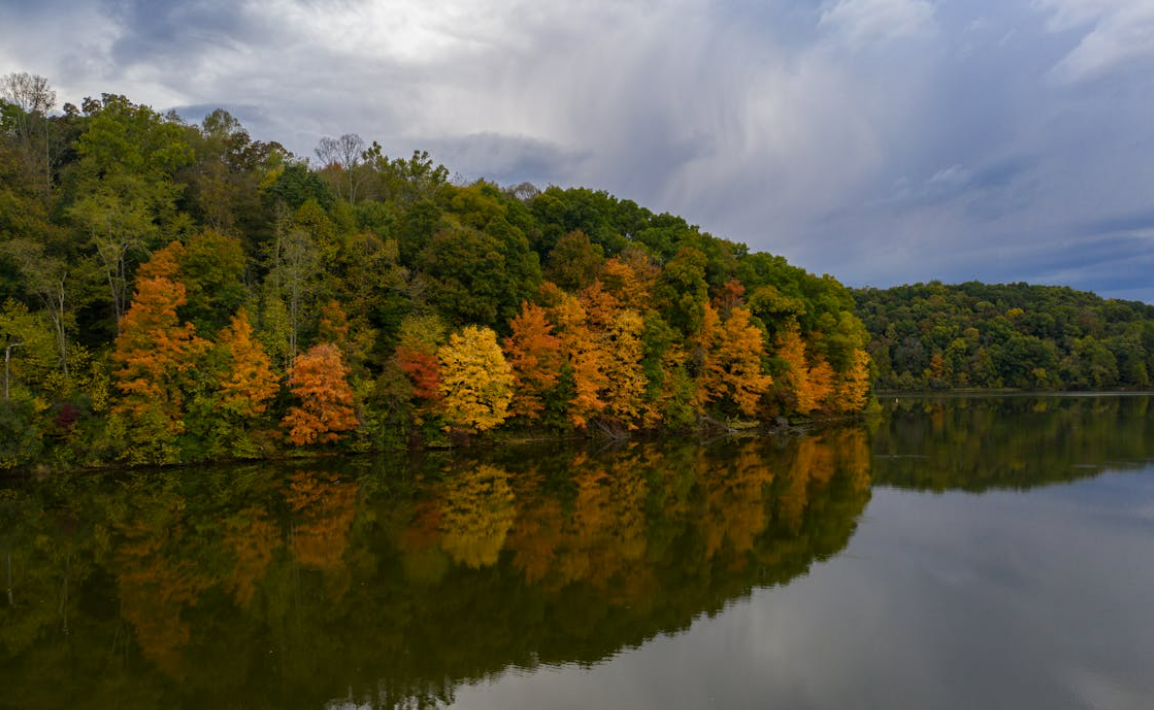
0, 299, 57, 402
0, 72, 55, 209
175, 230, 248, 334
656, 247, 709, 336
1, 238, 71, 374
546, 230, 604, 291
418, 225, 524, 326
67, 94, 194, 330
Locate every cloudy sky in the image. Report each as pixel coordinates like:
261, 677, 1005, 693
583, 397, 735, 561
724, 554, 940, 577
2, 0, 1153, 302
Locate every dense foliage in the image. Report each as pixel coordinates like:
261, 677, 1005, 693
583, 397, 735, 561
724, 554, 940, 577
0, 75, 872, 469
854, 282, 1154, 391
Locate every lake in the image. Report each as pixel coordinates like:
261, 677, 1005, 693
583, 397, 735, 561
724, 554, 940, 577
2, 394, 1152, 709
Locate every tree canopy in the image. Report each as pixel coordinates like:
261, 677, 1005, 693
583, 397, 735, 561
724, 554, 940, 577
0, 76, 877, 469
854, 281, 1154, 391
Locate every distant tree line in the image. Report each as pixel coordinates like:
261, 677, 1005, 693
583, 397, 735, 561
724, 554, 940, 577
854, 281, 1154, 391
0, 75, 872, 469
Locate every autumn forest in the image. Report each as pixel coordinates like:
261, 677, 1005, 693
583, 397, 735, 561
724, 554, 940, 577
0, 75, 877, 470
2, 74, 1152, 471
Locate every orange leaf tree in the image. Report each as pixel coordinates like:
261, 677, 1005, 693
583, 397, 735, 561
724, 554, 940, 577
807, 355, 836, 413
112, 243, 207, 461
549, 291, 609, 428
318, 299, 374, 374
282, 343, 358, 445
216, 308, 279, 418
503, 301, 563, 420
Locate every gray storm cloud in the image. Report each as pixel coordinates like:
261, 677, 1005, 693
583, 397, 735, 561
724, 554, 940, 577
1, 0, 1151, 301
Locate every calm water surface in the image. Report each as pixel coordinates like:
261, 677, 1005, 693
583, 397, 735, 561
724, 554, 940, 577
2, 395, 1152, 709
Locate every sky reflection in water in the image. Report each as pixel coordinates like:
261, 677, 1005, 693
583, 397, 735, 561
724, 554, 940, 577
447, 470, 1154, 710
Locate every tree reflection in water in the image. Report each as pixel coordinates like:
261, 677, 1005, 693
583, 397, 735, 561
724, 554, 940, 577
3, 395, 1151, 709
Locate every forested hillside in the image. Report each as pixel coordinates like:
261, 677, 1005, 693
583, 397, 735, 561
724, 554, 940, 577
854, 282, 1154, 391
0, 75, 871, 469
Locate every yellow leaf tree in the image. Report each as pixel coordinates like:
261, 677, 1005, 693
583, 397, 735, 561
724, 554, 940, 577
718, 306, 773, 415
438, 325, 515, 433
831, 348, 872, 413
600, 257, 650, 311
694, 304, 772, 416
439, 464, 516, 568
575, 280, 651, 428
603, 308, 648, 426
775, 326, 836, 416
774, 321, 811, 413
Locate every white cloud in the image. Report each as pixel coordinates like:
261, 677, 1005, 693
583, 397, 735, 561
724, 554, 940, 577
819, 0, 936, 48
1035, 0, 1154, 81
0, 2, 119, 106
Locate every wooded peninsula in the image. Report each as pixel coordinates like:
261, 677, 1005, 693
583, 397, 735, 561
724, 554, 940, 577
854, 282, 1154, 391
1, 75, 1151, 470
